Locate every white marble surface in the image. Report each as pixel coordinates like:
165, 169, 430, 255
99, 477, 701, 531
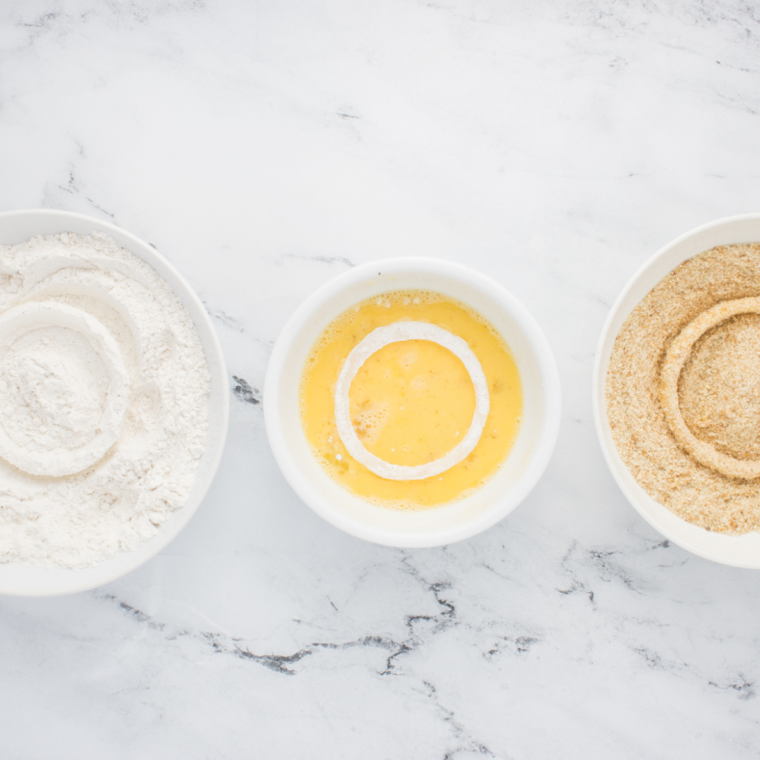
1, 1, 759, 757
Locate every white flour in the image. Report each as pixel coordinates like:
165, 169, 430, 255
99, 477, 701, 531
0, 232, 210, 568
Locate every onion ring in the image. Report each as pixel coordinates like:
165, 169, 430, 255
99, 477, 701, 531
0, 302, 129, 477
660, 297, 760, 480
334, 322, 489, 480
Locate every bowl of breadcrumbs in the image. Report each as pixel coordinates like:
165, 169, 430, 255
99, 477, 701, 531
595, 213, 760, 568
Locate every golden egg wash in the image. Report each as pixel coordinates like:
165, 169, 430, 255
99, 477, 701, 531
299, 290, 522, 510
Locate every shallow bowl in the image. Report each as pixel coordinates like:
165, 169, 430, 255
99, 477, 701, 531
265, 258, 561, 547
0, 209, 229, 595
594, 213, 760, 568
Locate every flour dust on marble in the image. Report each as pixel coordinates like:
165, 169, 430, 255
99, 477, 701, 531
0, 232, 210, 568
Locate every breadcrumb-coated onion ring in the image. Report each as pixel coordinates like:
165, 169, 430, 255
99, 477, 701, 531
661, 297, 760, 480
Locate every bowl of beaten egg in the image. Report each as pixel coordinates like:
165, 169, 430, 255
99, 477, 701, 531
265, 258, 560, 547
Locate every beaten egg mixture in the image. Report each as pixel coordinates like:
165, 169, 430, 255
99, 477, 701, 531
300, 290, 522, 509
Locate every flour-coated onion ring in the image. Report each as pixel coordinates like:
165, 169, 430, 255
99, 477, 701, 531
0, 302, 129, 477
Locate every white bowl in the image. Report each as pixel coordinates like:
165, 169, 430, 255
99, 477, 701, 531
0, 209, 229, 595
594, 213, 760, 568
265, 258, 561, 547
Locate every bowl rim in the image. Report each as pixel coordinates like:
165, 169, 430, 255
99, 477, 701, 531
593, 212, 760, 568
264, 256, 561, 547
0, 208, 229, 595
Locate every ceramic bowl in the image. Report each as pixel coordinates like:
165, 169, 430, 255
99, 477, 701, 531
265, 257, 561, 547
594, 213, 760, 568
0, 209, 229, 595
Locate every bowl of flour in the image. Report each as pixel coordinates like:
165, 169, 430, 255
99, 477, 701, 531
0, 209, 228, 595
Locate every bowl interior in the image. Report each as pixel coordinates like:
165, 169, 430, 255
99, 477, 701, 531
267, 260, 560, 548
0, 209, 229, 595
595, 214, 760, 568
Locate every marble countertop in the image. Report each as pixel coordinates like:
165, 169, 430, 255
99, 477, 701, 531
2, 1, 759, 757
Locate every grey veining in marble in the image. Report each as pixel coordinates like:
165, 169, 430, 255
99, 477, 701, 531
1, 1, 760, 758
